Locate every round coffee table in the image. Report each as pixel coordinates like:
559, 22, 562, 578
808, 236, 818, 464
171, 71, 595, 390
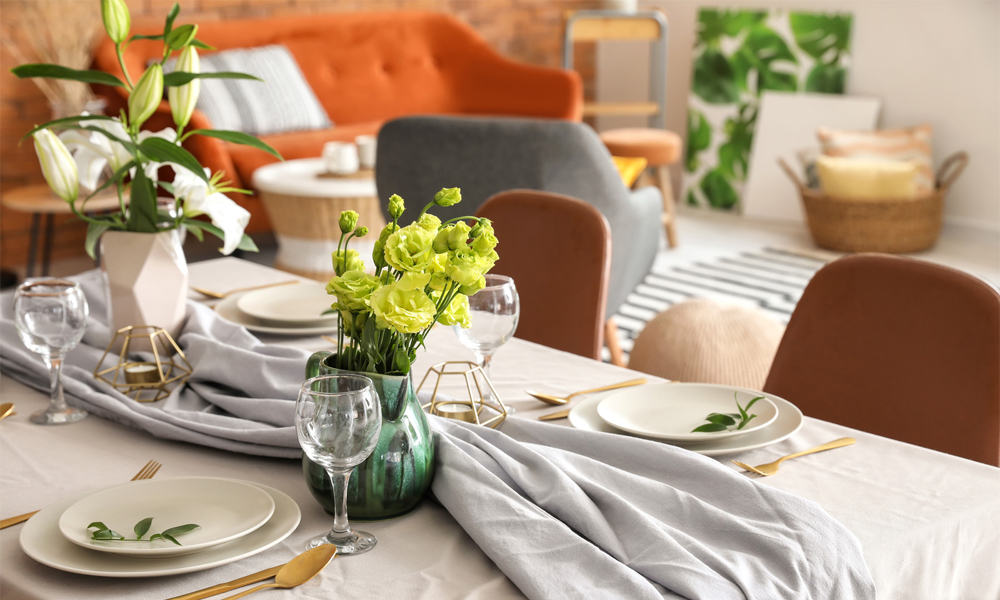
252, 158, 387, 281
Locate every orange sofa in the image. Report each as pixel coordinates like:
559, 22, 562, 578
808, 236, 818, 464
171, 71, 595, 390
94, 11, 582, 232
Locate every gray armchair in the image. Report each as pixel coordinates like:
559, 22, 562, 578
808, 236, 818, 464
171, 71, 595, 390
374, 116, 662, 329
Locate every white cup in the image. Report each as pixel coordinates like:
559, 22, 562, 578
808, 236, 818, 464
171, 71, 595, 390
323, 142, 344, 173
356, 135, 377, 169
336, 143, 360, 175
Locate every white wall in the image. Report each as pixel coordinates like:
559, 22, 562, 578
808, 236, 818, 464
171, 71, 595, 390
596, 0, 1000, 232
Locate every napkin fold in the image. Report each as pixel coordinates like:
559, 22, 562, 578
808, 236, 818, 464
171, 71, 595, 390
0, 270, 308, 457
431, 416, 876, 600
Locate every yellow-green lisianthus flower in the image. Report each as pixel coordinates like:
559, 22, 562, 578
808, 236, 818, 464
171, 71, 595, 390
471, 219, 498, 256
332, 248, 364, 276
459, 274, 486, 296
434, 187, 462, 207
447, 247, 497, 286
437, 293, 471, 328
371, 283, 437, 333
384, 224, 435, 272
339, 210, 359, 234
397, 271, 432, 291
427, 253, 449, 291
388, 194, 405, 219
326, 270, 382, 312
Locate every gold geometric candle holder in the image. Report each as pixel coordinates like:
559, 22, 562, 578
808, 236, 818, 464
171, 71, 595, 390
93, 326, 192, 402
417, 361, 508, 429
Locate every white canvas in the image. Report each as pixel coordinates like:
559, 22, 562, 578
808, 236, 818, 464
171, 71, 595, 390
743, 91, 881, 223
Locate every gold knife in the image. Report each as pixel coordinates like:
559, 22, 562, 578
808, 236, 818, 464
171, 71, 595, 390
166, 564, 284, 600
538, 408, 571, 421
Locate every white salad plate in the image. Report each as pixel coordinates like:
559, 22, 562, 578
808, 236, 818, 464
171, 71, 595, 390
22, 479, 300, 578
236, 282, 336, 325
215, 294, 338, 336
58, 477, 275, 558
596, 383, 779, 442
570, 389, 803, 456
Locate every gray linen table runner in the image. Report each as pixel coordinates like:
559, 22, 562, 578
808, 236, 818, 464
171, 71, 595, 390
0, 270, 875, 598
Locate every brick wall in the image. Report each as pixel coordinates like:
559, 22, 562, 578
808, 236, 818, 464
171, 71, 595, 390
0, 0, 598, 269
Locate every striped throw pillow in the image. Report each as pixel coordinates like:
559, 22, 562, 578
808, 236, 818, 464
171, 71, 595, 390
165, 45, 331, 136
817, 125, 934, 192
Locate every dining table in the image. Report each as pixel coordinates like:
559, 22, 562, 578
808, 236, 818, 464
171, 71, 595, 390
1, 256, 999, 600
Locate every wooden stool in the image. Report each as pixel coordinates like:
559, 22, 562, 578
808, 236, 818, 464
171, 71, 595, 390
600, 128, 682, 248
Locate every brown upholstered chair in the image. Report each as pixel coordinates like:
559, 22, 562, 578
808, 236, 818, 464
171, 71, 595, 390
476, 190, 611, 360
764, 253, 1000, 466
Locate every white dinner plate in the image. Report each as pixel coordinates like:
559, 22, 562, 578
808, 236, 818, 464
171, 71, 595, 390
569, 389, 803, 456
236, 282, 337, 325
22, 479, 300, 578
58, 478, 275, 558
215, 294, 338, 336
596, 383, 778, 442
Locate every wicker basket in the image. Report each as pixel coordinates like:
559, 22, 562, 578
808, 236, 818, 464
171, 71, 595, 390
778, 152, 968, 253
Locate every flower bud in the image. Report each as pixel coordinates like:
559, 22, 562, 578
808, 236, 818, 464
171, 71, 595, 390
339, 210, 359, 234
447, 221, 471, 251
129, 64, 164, 129
166, 24, 198, 51
332, 248, 364, 276
434, 187, 462, 207
354, 226, 369, 238
432, 227, 451, 254
33, 130, 78, 204
388, 194, 405, 220
459, 274, 486, 296
417, 213, 441, 232
101, 0, 131, 44
168, 46, 200, 130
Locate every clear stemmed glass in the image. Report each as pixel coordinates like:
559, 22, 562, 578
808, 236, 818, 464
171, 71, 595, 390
295, 374, 382, 555
13, 279, 89, 425
453, 274, 520, 409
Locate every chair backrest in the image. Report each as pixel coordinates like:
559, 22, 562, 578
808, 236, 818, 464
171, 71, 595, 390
476, 190, 611, 360
764, 253, 1000, 465
376, 115, 655, 317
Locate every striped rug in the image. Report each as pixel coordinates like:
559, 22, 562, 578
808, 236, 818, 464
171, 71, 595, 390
608, 247, 832, 361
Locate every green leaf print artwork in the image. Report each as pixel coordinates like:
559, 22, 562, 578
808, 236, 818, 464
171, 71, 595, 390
686, 109, 712, 172
692, 48, 739, 104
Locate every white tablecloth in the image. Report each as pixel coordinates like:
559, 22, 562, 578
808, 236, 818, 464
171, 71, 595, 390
2, 257, 999, 600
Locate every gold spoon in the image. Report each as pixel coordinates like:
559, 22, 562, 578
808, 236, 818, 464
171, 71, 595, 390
0, 403, 15, 421
221, 545, 337, 599
526, 378, 647, 406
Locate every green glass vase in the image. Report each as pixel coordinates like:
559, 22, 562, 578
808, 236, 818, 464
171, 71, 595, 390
303, 351, 435, 520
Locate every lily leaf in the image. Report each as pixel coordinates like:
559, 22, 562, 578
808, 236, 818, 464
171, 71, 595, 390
85, 221, 114, 260
138, 137, 209, 182
163, 71, 262, 87
21, 115, 114, 141
127, 169, 159, 233
186, 129, 282, 161
190, 38, 216, 50
11, 64, 124, 87
183, 221, 205, 241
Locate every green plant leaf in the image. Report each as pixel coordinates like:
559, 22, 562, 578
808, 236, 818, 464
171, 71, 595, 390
789, 13, 852, 62
190, 38, 216, 50
149, 533, 163, 541
805, 64, 846, 93
166, 24, 198, 51
11, 64, 125, 87
164, 2, 181, 39
744, 396, 764, 412
129, 34, 165, 43
133, 517, 153, 539
238, 233, 259, 252
85, 221, 113, 260
699, 169, 739, 210
127, 169, 159, 233
182, 221, 205, 241
186, 129, 282, 160
730, 25, 798, 96
82, 160, 135, 204
686, 188, 699, 207
138, 137, 209, 182
685, 109, 712, 173
162, 524, 200, 538
162, 533, 181, 546
692, 48, 739, 104
183, 220, 258, 252
87, 522, 109, 531
163, 71, 262, 87
21, 115, 114, 141
737, 414, 758, 430
394, 347, 411, 374
706, 413, 736, 427
692, 423, 729, 433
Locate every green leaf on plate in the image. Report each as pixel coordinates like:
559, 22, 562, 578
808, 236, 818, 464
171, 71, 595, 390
161, 524, 200, 537
692, 423, 729, 433
706, 413, 736, 427
87, 522, 109, 531
134, 517, 153, 539
737, 414, 758, 430
162, 533, 181, 546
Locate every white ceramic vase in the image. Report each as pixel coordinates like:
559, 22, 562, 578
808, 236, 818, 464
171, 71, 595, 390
100, 230, 188, 348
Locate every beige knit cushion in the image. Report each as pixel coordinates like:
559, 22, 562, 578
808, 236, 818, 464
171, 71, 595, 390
629, 299, 785, 390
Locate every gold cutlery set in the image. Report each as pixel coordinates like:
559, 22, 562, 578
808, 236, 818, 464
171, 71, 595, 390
170, 545, 337, 600
191, 280, 299, 300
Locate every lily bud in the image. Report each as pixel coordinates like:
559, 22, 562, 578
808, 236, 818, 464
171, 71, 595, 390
129, 64, 164, 129
339, 210, 359, 234
100, 0, 130, 44
388, 194, 405, 220
166, 24, 198, 51
33, 130, 79, 204
434, 187, 461, 207
168, 46, 200, 129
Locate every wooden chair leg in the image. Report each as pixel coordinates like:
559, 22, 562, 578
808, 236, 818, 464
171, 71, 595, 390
604, 318, 626, 367
655, 164, 679, 248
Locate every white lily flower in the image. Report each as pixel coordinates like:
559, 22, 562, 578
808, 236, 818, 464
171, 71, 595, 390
58, 129, 109, 192
33, 129, 78, 203
130, 128, 178, 181
173, 165, 250, 255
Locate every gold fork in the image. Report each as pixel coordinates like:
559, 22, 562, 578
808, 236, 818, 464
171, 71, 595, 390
192, 280, 299, 299
732, 438, 855, 476
0, 460, 162, 529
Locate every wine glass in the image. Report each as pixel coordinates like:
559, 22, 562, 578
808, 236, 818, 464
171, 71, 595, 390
453, 274, 520, 409
295, 374, 382, 555
13, 279, 89, 425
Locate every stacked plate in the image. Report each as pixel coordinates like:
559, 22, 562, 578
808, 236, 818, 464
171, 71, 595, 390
215, 281, 338, 336
20, 477, 301, 577
568, 383, 803, 456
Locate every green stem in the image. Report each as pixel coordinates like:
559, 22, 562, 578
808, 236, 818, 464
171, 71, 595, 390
115, 43, 135, 89
115, 182, 127, 217
441, 216, 482, 226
